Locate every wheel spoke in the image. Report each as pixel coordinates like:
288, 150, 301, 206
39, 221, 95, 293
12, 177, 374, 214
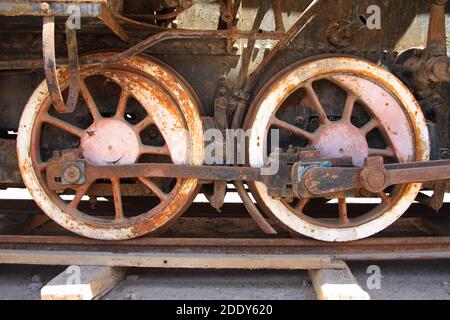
360, 119, 379, 136
378, 192, 391, 204
139, 177, 168, 201
341, 92, 357, 122
111, 177, 124, 220
369, 147, 395, 158
338, 198, 349, 225
115, 90, 129, 118
304, 83, 330, 125
133, 116, 154, 133
271, 116, 315, 141
80, 80, 102, 120
140, 144, 170, 156
35, 161, 48, 173
68, 183, 91, 210
296, 198, 309, 212
42, 114, 84, 138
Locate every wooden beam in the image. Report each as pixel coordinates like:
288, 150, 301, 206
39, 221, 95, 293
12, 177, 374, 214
41, 266, 125, 300
309, 263, 370, 300
309, 264, 370, 300
0, 250, 346, 270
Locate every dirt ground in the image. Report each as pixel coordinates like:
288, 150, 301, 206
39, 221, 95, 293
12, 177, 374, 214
0, 260, 449, 300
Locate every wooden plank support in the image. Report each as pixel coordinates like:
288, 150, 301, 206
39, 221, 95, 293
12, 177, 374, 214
41, 266, 126, 300
308, 263, 370, 300
0, 250, 346, 270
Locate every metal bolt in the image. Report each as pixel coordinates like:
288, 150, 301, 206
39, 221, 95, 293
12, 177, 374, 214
367, 169, 386, 189
218, 87, 227, 96
295, 116, 305, 126
221, 12, 233, 23
63, 164, 82, 184
40, 2, 50, 14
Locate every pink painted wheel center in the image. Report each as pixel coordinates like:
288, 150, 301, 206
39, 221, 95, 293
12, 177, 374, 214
81, 119, 140, 165
312, 123, 369, 167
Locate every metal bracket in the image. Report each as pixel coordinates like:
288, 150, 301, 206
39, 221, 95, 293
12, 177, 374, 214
43, 16, 80, 113
0, 1, 128, 41
292, 161, 332, 198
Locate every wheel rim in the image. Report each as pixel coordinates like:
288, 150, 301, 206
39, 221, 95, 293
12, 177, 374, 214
17, 53, 204, 240
245, 56, 430, 242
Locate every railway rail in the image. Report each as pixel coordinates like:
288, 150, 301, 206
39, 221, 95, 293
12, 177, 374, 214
1, 202, 449, 268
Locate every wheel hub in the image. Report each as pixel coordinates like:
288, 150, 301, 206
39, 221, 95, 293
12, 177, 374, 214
312, 123, 369, 167
81, 118, 140, 165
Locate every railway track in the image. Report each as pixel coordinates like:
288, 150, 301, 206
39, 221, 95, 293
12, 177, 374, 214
1, 201, 449, 267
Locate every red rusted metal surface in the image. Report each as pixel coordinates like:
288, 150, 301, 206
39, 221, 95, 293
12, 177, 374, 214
0, 0, 449, 244
303, 157, 450, 196
42, 16, 71, 113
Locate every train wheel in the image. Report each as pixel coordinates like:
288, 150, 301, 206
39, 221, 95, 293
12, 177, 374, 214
245, 56, 430, 242
17, 53, 204, 240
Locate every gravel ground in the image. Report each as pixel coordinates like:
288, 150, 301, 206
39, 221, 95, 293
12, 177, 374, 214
0, 261, 449, 300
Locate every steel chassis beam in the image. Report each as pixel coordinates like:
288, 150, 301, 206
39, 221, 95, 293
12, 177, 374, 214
0, 0, 128, 41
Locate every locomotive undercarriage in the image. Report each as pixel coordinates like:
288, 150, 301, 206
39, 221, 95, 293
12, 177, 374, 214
0, 0, 449, 241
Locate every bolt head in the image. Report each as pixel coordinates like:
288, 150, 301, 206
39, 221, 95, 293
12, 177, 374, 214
63, 164, 82, 184
40, 2, 50, 14
218, 87, 227, 96
367, 169, 386, 189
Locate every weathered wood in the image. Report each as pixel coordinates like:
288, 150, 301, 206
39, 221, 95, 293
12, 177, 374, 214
41, 266, 126, 300
0, 249, 346, 270
308, 264, 370, 300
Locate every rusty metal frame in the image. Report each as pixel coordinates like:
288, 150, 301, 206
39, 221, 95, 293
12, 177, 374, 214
0, 0, 128, 41
0, 0, 320, 73
2, 0, 448, 241
298, 157, 450, 197
2, 1, 128, 113
243, 0, 329, 93
402, 0, 449, 89
425, 0, 448, 58
229, 0, 330, 238
43, 16, 81, 113
0, 29, 252, 71
65, 22, 81, 112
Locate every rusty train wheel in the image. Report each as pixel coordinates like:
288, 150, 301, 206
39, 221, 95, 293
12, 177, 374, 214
17, 53, 204, 240
245, 56, 430, 242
